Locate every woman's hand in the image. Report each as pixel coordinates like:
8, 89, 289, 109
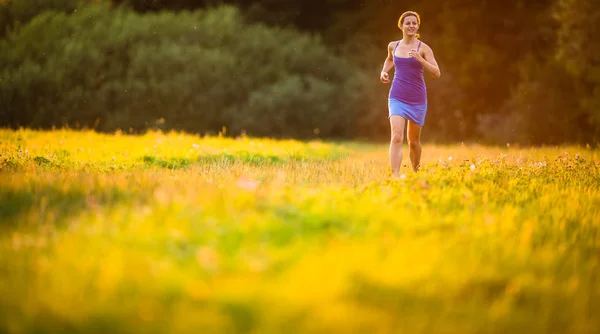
408, 49, 424, 63
380, 71, 390, 84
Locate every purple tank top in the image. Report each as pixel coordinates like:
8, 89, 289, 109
389, 41, 427, 105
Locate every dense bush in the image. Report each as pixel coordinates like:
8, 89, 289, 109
0, 4, 364, 138
0, 0, 80, 37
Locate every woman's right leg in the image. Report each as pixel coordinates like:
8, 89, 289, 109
407, 120, 423, 172
389, 115, 406, 177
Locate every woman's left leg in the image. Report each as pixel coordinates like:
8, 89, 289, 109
407, 121, 423, 172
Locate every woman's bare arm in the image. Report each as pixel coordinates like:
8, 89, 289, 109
409, 43, 441, 78
380, 42, 396, 83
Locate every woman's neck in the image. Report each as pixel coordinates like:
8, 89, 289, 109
401, 35, 417, 44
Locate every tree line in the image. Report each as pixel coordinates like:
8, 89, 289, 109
1, 0, 598, 144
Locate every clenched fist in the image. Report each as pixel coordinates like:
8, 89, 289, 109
380, 71, 390, 84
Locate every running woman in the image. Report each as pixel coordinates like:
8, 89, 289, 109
380, 11, 441, 176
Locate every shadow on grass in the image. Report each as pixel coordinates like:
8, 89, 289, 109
346, 274, 578, 333
261, 204, 355, 247
2, 298, 305, 334
0, 150, 72, 171
141, 153, 333, 169
0, 184, 139, 228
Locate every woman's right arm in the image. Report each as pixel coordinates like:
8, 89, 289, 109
380, 42, 395, 83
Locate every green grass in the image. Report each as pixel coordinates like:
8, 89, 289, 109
1, 128, 599, 333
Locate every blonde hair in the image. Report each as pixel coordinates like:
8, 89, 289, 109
398, 11, 421, 39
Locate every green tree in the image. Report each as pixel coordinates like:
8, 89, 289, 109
326, 0, 557, 142
0, 0, 80, 37
554, 0, 600, 141
501, 0, 599, 145
0, 4, 362, 138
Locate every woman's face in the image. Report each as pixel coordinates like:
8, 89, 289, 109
401, 15, 419, 36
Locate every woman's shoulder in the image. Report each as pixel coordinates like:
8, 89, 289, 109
418, 39, 433, 51
387, 40, 401, 49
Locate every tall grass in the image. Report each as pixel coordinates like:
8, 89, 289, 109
1, 129, 599, 333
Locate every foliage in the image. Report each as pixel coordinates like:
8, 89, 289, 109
554, 0, 600, 140
1, 129, 600, 333
110, 0, 356, 31
2, 0, 600, 144
495, 0, 600, 145
322, 0, 560, 142
0, 0, 80, 37
0, 4, 361, 138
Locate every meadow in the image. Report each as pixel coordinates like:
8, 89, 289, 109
1, 128, 599, 334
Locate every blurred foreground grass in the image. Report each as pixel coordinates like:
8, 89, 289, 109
1, 129, 600, 333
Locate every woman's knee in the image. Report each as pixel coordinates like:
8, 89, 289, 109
391, 131, 404, 144
408, 139, 421, 149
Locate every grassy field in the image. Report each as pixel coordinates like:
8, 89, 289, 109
1, 128, 599, 334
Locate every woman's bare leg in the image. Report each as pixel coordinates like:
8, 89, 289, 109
407, 121, 423, 172
389, 116, 406, 177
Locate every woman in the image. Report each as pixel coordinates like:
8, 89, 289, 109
380, 11, 441, 176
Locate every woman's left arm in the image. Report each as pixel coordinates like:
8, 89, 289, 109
410, 44, 441, 78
